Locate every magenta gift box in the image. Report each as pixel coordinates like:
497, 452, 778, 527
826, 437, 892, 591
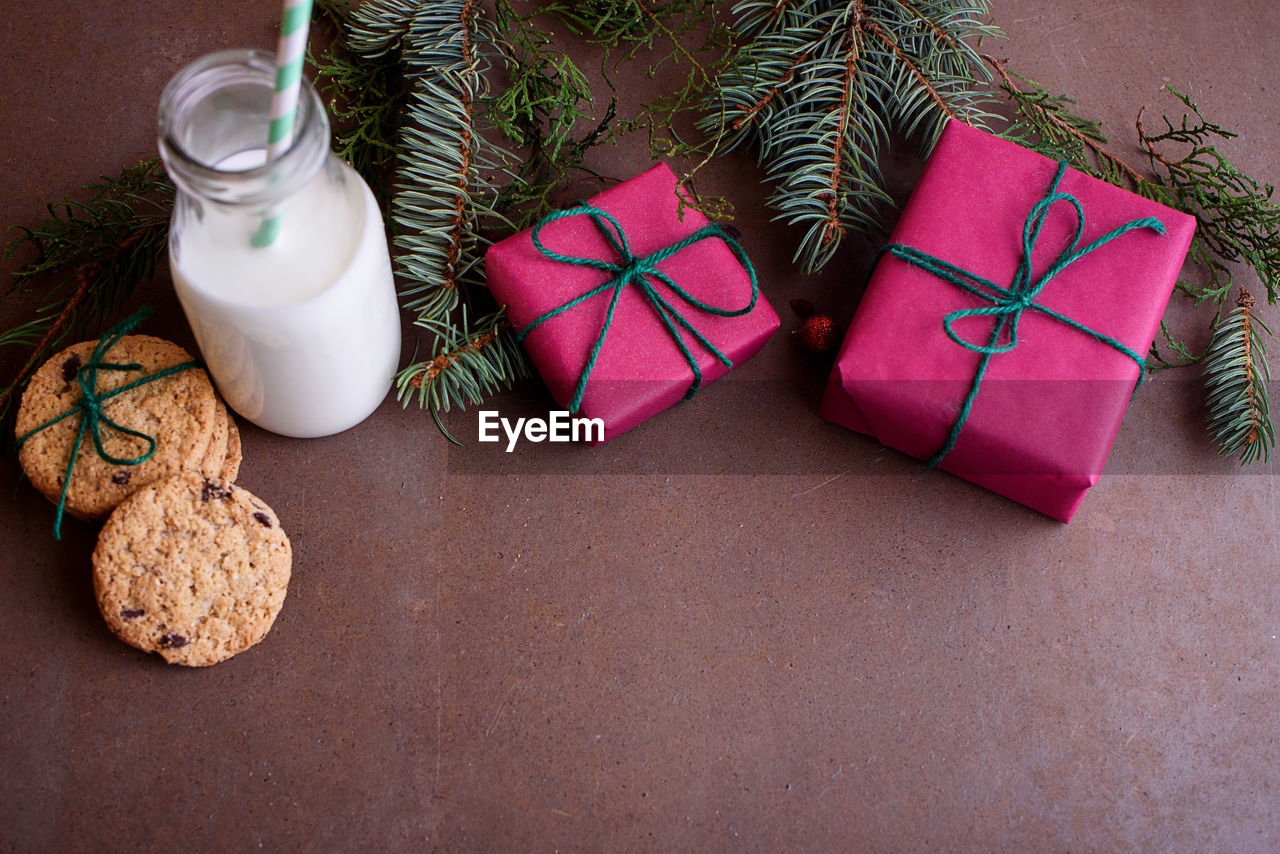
820, 121, 1196, 522
486, 162, 780, 443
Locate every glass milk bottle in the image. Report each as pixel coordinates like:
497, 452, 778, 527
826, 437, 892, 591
158, 49, 400, 438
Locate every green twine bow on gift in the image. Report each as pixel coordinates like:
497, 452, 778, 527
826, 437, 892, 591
15, 307, 201, 539
879, 160, 1167, 468
515, 202, 760, 413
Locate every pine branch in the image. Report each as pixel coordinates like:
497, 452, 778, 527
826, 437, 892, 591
1203, 286, 1274, 464
1, 159, 172, 450
310, 0, 407, 206
862, 18, 959, 123
341, 0, 417, 55
346, 0, 515, 324
704, 0, 1000, 272
728, 49, 810, 133
343, 0, 541, 434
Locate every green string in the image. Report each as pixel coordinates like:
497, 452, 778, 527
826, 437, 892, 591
515, 203, 760, 413
14, 307, 201, 540
877, 161, 1167, 468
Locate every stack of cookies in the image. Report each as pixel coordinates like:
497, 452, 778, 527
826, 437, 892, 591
15, 331, 291, 667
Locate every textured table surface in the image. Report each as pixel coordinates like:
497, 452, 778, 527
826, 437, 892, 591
3, 2, 1278, 851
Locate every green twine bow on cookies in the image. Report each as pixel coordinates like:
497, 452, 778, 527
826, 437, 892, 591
15, 307, 201, 540
879, 160, 1167, 468
515, 203, 760, 413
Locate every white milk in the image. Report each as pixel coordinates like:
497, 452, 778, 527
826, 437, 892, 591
171, 153, 401, 438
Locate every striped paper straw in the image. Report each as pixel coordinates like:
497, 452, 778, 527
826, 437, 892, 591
252, 0, 315, 248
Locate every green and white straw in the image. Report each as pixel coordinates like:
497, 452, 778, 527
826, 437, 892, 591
252, 0, 315, 249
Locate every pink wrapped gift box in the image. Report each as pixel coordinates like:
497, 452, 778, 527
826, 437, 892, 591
486, 162, 780, 442
820, 121, 1196, 522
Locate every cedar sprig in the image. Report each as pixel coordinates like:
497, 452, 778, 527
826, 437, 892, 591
1137, 87, 1280, 309
488, 0, 619, 229
544, 0, 715, 47
990, 60, 1201, 359
541, 0, 738, 202
992, 65, 1280, 354
1203, 286, 1274, 464
991, 61, 1280, 314
0, 159, 173, 449
986, 59, 1111, 168
542, 0, 730, 83
396, 308, 530, 443
704, 0, 1001, 272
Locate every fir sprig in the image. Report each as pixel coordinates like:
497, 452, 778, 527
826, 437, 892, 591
345, 0, 515, 324
0, 159, 172, 447
705, 0, 1000, 272
1203, 287, 1274, 464
396, 308, 530, 443
311, 0, 407, 206
340, 0, 538, 425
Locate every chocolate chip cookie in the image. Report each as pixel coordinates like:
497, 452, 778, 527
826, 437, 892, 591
92, 472, 291, 666
16, 335, 218, 520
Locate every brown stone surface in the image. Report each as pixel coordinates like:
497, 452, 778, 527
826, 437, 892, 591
2, 1, 1278, 851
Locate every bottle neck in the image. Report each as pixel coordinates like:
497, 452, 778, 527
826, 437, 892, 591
157, 49, 329, 208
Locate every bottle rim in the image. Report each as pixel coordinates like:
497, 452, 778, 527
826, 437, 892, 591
157, 48, 329, 206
